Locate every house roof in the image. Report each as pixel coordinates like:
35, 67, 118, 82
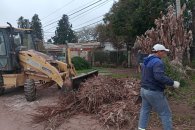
44, 43, 64, 52
43, 42, 102, 52
44, 43, 60, 49
68, 42, 100, 48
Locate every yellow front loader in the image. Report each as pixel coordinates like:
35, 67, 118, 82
0, 23, 98, 101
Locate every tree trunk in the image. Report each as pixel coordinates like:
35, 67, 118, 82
192, 6, 195, 45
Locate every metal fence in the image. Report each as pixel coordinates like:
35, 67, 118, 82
89, 50, 128, 67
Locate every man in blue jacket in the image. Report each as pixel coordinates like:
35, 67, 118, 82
138, 44, 180, 130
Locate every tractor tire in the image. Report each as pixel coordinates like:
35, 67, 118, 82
0, 87, 5, 96
24, 79, 36, 102
0, 71, 4, 96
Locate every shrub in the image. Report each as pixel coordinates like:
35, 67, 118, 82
71, 56, 91, 70
191, 60, 195, 68
163, 58, 188, 87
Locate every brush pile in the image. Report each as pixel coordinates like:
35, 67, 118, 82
32, 75, 141, 129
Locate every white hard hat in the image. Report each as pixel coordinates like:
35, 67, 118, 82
152, 44, 169, 52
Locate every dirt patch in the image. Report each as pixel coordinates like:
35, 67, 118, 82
0, 85, 105, 130
0, 68, 194, 130
58, 114, 104, 130
0, 86, 59, 130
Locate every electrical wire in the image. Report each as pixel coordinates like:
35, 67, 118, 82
42, 0, 95, 25
70, 0, 111, 21
42, 0, 114, 40
43, 0, 104, 28
44, 14, 104, 32
44, 0, 110, 32
73, 19, 103, 31
72, 15, 104, 29
41, 0, 75, 21
43, 19, 103, 37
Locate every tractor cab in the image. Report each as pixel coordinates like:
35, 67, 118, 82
0, 23, 98, 101
0, 24, 36, 72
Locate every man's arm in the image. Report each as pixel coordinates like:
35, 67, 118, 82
153, 61, 174, 86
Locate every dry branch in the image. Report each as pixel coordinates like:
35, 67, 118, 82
31, 75, 141, 129
134, 5, 192, 64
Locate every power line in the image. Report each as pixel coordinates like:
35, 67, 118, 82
41, 0, 75, 21
73, 15, 104, 28
44, 32, 55, 33
43, 0, 104, 28
43, 0, 113, 40
42, 0, 95, 26
73, 19, 103, 31
43, 19, 103, 40
68, 0, 104, 17
44, 25, 58, 32
44, 14, 104, 33
43, 0, 110, 32
70, 0, 111, 21
44, 18, 103, 35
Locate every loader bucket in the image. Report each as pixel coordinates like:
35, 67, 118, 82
71, 70, 98, 90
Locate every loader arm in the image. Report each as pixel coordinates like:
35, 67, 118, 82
65, 47, 99, 89
19, 50, 67, 87
66, 47, 77, 77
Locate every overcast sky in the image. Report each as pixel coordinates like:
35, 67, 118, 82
1, 0, 117, 40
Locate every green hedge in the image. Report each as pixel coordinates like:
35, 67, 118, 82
163, 58, 188, 87
71, 56, 91, 70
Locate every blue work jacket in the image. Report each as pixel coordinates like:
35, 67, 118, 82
141, 55, 174, 92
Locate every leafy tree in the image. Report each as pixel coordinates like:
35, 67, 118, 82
31, 14, 44, 41
52, 14, 77, 44
97, 0, 170, 48
184, 0, 195, 45
17, 16, 30, 28
17, 16, 25, 28
47, 39, 52, 43
95, 24, 109, 43
76, 27, 96, 43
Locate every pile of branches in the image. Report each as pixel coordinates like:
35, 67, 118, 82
32, 75, 141, 129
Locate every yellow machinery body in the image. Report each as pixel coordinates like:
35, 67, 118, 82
2, 49, 77, 88
0, 24, 97, 101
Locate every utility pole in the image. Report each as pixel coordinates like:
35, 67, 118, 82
127, 43, 131, 68
176, 0, 181, 18
193, 6, 195, 46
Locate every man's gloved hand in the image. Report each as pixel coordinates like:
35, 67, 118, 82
173, 81, 180, 88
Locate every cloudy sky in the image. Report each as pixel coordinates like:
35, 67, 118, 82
1, 0, 116, 40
